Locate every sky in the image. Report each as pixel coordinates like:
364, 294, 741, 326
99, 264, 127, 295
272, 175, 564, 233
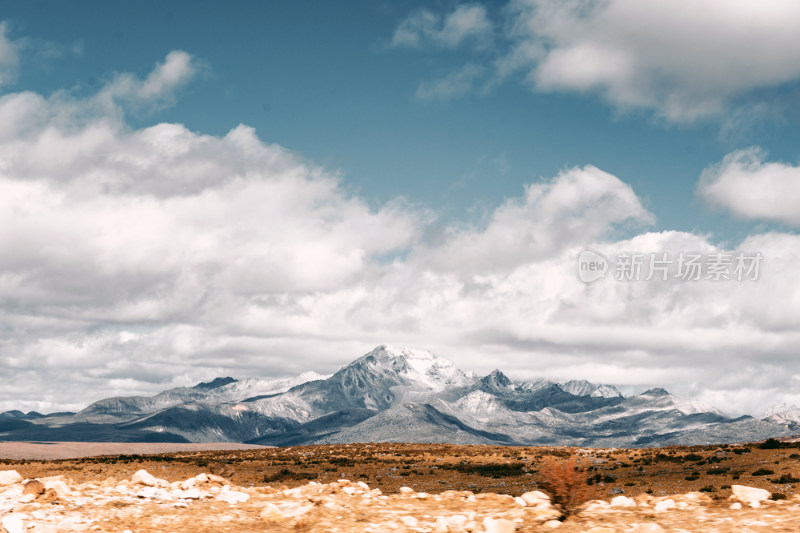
1, 0, 800, 416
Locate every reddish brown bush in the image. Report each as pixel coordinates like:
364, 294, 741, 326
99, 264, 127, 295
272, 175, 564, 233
538, 452, 600, 517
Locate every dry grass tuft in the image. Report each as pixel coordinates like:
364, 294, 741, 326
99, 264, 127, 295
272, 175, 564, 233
538, 451, 600, 517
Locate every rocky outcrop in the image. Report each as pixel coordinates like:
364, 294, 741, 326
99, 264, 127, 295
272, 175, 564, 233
0, 468, 797, 532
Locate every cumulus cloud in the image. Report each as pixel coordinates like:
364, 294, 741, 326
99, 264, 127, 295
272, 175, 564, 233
391, 4, 492, 49
414, 164, 653, 272
396, 1, 800, 121
2, 48, 800, 417
501, 0, 800, 121
698, 148, 800, 227
95, 50, 199, 113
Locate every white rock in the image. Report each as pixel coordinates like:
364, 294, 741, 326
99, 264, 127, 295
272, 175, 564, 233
730, 502, 742, 510
136, 486, 171, 500
483, 517, 516, 533
583, 500, 611, 513
1, 514, 24, 533
400, 516, 418, 527
261, 503, 283, 523
180, 488, 203, 499
0, 471, 22, 486
653, 499, 676, 512
216, 490, 249, 504
731, 485, 770, 507
520, 490, 550, 506
131, 469, 162, 487
514, 496, 527, 506
399, 486, 414, 494
543, 520, 562, 528
631, 524, 665, 533
44, 479, 74, 498
194, 473, 209, 483
433, 514, 468, 533
610, 495, 637, 508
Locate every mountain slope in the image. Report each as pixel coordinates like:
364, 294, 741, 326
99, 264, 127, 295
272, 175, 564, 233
1, 345, 792, 446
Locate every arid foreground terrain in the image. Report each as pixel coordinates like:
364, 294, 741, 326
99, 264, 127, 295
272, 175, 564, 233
3, 440, 800, 531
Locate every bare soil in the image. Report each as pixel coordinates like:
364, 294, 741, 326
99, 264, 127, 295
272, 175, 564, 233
2, 440, 800, 532
3, 441, 797, 500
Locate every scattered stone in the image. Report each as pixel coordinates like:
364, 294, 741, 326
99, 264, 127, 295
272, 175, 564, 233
22, 479, 45, 496
260, 503, 284, 524
0, 471, 22, 486
400, 515, 418, 527
610, 495, 636, 508
215, 489, 250, 504
1, 514, 24, 533
131, 469, 162, 487
731, 485, 771, 508
653, 499, 676, 513
42, 478, 73, 499
519, 490, 550, 507
2, 465, 800, 532
483, 517, 515, 533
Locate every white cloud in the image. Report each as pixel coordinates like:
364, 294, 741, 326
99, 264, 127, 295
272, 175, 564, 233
391, 4, 492, 49
2, 48, 800, 418
413, 164, 653, 272
415, 63, 486, 101
698, 147, 800, 227
501, 0, 800, 121
96, 50, 199, 113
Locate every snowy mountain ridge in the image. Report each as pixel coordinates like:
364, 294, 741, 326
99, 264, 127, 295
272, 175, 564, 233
0, 346, 793, 447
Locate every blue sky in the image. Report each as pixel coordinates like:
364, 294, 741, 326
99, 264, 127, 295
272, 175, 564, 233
6, 0, 798, 239
2, 1, 800, 415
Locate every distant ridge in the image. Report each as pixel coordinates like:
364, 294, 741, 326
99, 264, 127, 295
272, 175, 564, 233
0, 345, 793, 447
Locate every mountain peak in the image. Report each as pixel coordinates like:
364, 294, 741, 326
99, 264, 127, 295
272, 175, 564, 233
350, 345, 472, 391
194, 377, 237, 391
765, 403, 800, 417
480, 369, 513, 391
641, 387, 671, 397
558, 379, 623, 399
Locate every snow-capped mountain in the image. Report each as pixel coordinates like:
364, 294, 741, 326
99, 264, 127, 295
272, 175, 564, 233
764, 403, 800, 431
0, 345, 792, 446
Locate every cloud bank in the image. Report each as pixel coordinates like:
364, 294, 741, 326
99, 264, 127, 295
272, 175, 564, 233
394, 1, 800, 121
1, 48, 800, 418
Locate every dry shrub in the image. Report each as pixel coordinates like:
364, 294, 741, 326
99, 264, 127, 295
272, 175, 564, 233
538, 452, 600, 517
